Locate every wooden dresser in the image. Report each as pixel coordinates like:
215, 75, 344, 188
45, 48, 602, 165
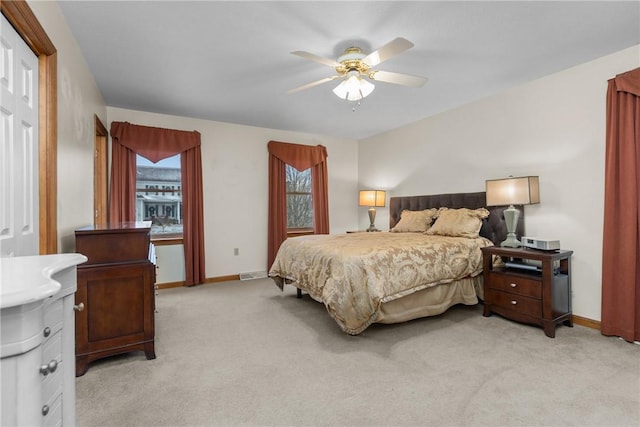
74, 222, 156, 376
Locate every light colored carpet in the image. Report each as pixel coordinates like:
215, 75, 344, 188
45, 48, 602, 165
76, 278, 640, 427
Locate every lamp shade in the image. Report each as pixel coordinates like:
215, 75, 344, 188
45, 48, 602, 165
485, 176, 540, 206
359, 190, 386, 207
333, 71, 375, 101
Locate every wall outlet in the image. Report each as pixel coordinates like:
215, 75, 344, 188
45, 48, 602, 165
233, 248, 239, 256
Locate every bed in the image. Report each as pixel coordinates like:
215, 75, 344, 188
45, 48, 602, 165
269, 191, 522, 335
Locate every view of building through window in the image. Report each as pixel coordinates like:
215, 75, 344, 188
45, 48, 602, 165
286, 165, 313, 230
136, 154, 182, 236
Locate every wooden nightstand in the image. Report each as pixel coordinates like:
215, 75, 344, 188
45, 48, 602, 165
481, 246, 573, 338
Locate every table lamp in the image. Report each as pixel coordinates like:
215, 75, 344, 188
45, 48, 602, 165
485, 176, 539, 247
359, 190, 386, 232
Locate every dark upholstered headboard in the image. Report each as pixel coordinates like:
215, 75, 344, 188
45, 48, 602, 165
389, 191, 524, 246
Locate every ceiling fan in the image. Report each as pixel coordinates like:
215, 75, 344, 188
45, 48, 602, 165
288, 37, 428, 102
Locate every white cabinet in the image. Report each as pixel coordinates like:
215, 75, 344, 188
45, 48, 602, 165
1, 254, 87, 426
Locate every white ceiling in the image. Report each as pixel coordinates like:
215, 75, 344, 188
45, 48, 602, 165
57, 1, 640, 140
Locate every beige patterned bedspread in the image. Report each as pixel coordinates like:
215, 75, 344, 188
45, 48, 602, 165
269, 232, 493, 334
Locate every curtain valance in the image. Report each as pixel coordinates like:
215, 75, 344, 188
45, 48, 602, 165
110, 121, 201, 163
611, 67, 640, 96
268, 140, 327, 171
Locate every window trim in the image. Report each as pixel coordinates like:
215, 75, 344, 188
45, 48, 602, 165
151, 236, 183, 246
286, 227, 314, 238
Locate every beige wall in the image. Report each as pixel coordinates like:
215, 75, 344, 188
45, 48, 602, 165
107, 107, 359, 280
359, 45, 640, 322
28, 0, 107, 252
23, 1, 639, 315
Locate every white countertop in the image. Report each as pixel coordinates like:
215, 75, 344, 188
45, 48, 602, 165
0, 253, 87, 309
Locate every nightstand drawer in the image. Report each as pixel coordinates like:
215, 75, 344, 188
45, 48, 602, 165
491, 290, 542, 318
489, 273, 541, 299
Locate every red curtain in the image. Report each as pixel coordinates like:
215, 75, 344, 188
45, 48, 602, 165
109, 122, 206, 286
108, 139, 137, 223
267, 141, 329, 269
601, 67, 640, 342
268, 152, 287, 270
181, 145, 206, 286
312, 159, 330, 235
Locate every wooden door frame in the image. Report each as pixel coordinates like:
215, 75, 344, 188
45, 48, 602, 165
94, 115, 108, 226
2, 0, 57, 254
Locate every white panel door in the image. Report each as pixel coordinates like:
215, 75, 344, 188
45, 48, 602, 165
0, 14, 39, 257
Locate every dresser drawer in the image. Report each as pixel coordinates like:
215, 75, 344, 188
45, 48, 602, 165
42, 392, 62, 427
489, 273, 541, 299
41, 362, 62, 407
490, 290, 542, 318
41, 330, 63, 405
42, 330, 62, 365
44, 298, 63, 337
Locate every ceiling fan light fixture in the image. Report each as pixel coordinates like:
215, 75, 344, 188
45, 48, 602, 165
332, 71, 375, 101
290, 38, 425, 102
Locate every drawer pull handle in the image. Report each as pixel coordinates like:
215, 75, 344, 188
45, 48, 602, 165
511, 300, 517, 305
510, 283, 517, 288
39, 360, 58, 376
74, 302, 85, 312
42, 405, 50, 416
43, 327, 51, 337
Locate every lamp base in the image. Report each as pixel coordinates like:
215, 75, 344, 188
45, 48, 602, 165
500, 204, 522, 248
367, 207, 378, 232
500, 234, 522, 248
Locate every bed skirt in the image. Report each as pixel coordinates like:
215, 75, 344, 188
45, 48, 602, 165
376, 275, 483, 324
278, 275, 484, 330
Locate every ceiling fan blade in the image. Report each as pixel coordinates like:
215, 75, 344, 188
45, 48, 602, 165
363, 37, 414, 66
288, 76, 341, 94
369, 70, 428, 88
291, 51, 341, 68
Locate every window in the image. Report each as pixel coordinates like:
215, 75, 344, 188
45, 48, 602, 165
136, 154, 182, 237
267, 141, 329, 268
286, 164, 313, 231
